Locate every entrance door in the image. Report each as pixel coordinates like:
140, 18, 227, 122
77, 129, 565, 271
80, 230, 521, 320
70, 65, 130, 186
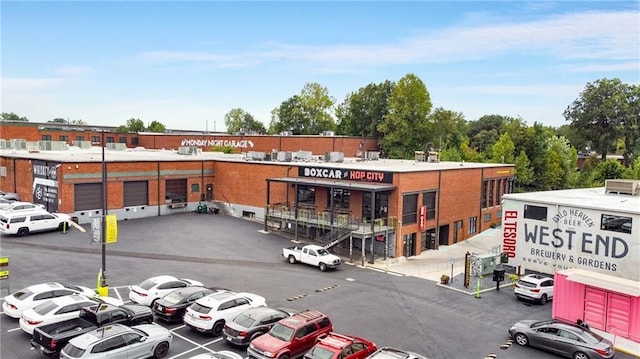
403, 233, 416, 257
438, 225, 449, 246
206, 183, 213, 201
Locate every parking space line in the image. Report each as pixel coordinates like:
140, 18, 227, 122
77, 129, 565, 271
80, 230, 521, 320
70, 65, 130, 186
7, 327, 22, 332
164, 325, 225, 358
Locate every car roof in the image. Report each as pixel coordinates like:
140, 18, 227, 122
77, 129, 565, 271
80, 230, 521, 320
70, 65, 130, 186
25, 282, 67, 293
239, 306, 284, 318
317, 333, 362, 349
144, 275, 180, 284
520, 274, 552, 283
70, 324, 131, 349
48, 294, 95, 306
370, 347, 427, 359
197, 291, 238, 305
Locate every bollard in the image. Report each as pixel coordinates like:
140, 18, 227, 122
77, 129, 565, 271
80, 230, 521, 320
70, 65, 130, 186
475, 276, 482, 299
63, 221, 67, 234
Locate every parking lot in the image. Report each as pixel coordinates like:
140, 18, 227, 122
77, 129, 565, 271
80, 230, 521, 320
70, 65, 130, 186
1, 213, 634, 359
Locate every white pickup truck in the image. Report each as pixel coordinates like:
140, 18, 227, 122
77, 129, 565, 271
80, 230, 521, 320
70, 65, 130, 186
282, 244, 341, 271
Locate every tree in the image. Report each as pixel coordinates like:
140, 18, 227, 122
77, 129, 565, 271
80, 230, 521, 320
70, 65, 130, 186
377, 73, 432, 158
71, 119, 87, 125
147, 121, 166, 133
224, 108, 266, 134
491, 133, 515, 164
619, 83, 640, 165
269, 83, 336, 135
514, 151, 534, 191
126, 118, 146, 132
564, 78, 628, 161
541, 136, 578, 190
1, 112, 29, 121
426, 107, 467, 151
336, 80, 395, 138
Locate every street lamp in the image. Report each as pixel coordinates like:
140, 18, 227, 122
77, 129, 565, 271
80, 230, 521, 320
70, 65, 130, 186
100, 130, 107, 292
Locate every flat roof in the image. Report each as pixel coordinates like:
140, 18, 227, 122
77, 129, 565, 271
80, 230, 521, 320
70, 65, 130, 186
0, 147, 513, 174
268, 177, 396, 192
503, 187, 640, 214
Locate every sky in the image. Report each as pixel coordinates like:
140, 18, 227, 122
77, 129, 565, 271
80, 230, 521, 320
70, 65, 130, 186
1, 1, 639, 132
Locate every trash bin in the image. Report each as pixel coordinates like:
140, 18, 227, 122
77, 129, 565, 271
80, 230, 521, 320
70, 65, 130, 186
197, 204, 208, 214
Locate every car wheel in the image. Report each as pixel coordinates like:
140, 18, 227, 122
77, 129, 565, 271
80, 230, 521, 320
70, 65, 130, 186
16, 227, 29, 237
514, 333, 529, 346
319, 263, 327, 272
573, 352, 589, 359
288, 255, 296, 264
153, 341, 170, 358
279, 354, 289, 359
539, 294, 548, 305
212, 320, 225, 336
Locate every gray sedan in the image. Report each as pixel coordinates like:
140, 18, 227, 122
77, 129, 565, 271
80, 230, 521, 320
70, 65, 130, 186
508, 320, 615, 359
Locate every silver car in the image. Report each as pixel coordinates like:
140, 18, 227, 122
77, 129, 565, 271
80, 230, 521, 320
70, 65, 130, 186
59, 323, 172, 358
508, 319, 615, 359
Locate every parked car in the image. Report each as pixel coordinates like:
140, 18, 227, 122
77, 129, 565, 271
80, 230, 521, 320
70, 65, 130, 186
248, 310, 333, 359
19, 294, 123, 335
59, 323, 172, 358
153, 286, 225, 323
508, 319, 615, 359
2, 282, 95, 319
0, 197, 17, 210
223, 307, 299, 346
184, 291, 267, 336
514, 274, 554, 304
0, 201, 46, 214
129, 275, 204, 306
366, 347, 429, 359
282, 245, 341, 271
187, 351, 244, 359
305, 333, 377, 359
0, 209, 71, 237
0, 190, 20, 201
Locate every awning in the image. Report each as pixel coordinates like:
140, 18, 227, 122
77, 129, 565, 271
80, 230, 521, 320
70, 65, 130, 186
267, 177, 396, 192
560, 268, 640, 297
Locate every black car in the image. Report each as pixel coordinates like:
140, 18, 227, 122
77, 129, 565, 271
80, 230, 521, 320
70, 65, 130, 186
222, 307, 298, 346
152, 286, 225, 323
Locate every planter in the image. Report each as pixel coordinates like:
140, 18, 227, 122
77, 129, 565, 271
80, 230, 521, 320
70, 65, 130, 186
440, 274, 450, 285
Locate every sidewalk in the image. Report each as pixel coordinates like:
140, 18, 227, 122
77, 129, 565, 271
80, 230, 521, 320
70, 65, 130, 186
364, 228, 640, 358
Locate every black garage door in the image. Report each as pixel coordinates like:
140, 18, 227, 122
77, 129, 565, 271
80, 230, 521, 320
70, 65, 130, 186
124, 181, 148, 207
74, 183, 103, 211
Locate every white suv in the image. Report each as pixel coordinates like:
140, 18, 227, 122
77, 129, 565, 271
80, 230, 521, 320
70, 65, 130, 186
0, 210, 71, 237
514, 274, 554, 304
184, 291, 266, 336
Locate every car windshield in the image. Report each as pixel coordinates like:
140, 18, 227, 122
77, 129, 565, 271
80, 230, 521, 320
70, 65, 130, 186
12, 289, 34, 300
517, 280, 536, 288
307, 346, 335, 359
163, 291, 186, 305
580, 330, 604, 343
269, 323, 294, 341
33, 301, 59, 315
137, 279, 158, 290
233, 313, 257, 327
317, 248, 330, 256
62, 284, 84, 292
531, 320, 555, 328
62, 343, 86, 357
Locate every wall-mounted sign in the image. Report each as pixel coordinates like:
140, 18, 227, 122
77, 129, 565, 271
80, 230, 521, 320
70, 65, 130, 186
32, 160, 59, 213
298, 167, 393, 183
105, 214, 118, 243
180, 139, 254, 148
419, 206, 427, 230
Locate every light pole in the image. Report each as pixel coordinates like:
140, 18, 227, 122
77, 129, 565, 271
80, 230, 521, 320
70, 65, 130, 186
100, 130, 107, 291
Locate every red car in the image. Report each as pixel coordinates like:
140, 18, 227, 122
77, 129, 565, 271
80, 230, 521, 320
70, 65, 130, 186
304, 333, 377, 359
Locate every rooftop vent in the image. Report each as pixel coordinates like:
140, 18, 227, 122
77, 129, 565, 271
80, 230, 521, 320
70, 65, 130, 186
246, 151, 266, 161
294, 150, 313, 161
605, 179, 640, 196
177, 146, 199, 155
366, 151, 380, 161
106, 143, 127, 151
324, 151, 344, 163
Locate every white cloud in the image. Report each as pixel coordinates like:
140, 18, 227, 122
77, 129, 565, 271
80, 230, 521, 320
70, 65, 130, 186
564, 61, 640, 73
2, 77, 64, 92
54, 66, 92, 76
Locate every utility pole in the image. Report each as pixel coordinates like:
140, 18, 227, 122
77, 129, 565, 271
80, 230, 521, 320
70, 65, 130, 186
100, 130, 108, 293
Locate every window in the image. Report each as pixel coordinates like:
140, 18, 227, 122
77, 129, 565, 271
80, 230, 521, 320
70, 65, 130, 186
166, 179, 187, 203
362, 192, 389, 220
468, 216, 477, 234
106, 136, 115, 143
118, 137, 127, 144
91, 136, 100, 144
191, 183, 199, 193
422, 191, 436, 220
402, 193, 418, 224
131, 137, 139, 145
524, 205, 547, 221
488, 179, 495, 207
601, 214, 632, 234
59, 135, 68, 142
481, 181, 488, 208
41, 135, 52, 141
75, 136, 85, 141
327, 189, 350, 210
483, 213, 491, 222
297, 185, 315, 207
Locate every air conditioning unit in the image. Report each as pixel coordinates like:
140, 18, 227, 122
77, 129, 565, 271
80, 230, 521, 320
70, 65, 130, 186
294, 150, 313, 161
277, 151, 292, 162
106, 143, 126, 151
72, 140, 92, 149
605, 179, 640, 196
320, 131, 335, 136
177, 146, 199, 155
324, 152, 344, 163
247, 151, 266, 161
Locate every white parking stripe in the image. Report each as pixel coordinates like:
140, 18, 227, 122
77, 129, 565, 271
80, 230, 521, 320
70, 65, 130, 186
7, 327, 22, 332
165, 328, 224, 358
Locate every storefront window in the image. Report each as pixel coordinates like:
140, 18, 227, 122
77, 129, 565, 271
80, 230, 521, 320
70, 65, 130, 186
402, 193, 418, 224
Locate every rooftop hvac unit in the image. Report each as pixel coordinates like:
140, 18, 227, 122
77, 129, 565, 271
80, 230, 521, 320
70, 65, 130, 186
72, 140, 93, 149
277, 151, 292, 162
605, 179, 640, 196
324, 151, 344, 163
280, 130, 293, 136
39, 141, 68, 151
247, 151, 266, 161
9, 139, 27, 150
177, 146, 199, 155
427, 151, 440, 163
294, 150, 313, 161
320, 131, 335, 136
0, 140, 9, 149
414, 151, 426, 162
106, 143, 127, 151
366, 151, 380, 161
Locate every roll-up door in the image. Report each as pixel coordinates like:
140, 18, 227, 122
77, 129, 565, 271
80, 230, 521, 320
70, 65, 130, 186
584, 287, 607, 330
74, 183, 102, 211
607, 292, 631, 337
123, 181, 148, 207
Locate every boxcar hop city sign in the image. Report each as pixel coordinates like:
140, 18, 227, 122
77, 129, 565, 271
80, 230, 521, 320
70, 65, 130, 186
298, 166, 393, 183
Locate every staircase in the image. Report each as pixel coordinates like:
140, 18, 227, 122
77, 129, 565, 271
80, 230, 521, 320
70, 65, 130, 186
320, 222, 353, 250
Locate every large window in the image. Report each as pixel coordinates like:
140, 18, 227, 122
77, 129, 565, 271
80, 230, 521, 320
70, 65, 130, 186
363, 192, 389, 220
297, 185, 315, 208
41, 135, 52, 141
488, 179, 495, 207
601, 214, 632, 234
402, 193, 418, 224
327, 189, 350, 210
165, 179, 187, 203
468, 216, 477, 234
75, 136, 85, 141
481, 181, 488, 209
59, 135, 68, 142
422, 191, 436, 220
524, 205, 547, 221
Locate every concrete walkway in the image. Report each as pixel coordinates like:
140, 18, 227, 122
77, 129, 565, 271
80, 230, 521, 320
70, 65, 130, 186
364, 228, 640, 358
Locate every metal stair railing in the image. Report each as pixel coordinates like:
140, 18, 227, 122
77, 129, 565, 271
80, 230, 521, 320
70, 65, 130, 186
320, 218, 358, 249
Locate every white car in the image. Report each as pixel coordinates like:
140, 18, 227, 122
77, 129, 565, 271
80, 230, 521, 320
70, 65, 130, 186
187, 352, 244, 359
19, 294, 123, 335
0, 201, 46, 214
0, 210, 71, 237
2, 282, 96, 319
129, 275, 203, 306
184, 291, 266, 336
514, 274, 554, 304
59, 323, 172, 359
0, 198, 16, 211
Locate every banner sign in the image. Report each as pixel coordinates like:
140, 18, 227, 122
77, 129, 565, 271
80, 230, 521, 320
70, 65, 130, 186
298, 166, 393, 183
32, 160, 59, 213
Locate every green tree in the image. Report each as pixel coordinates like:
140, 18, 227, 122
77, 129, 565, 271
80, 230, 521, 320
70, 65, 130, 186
1, 112, 29, 121
620, 83, 640, 165
147, 121, 166, 133
377, 73, 432, 158
541, 136, 578, 190
336, 80, 394, 138
126, 118, 146, 132
438, 147, 463, 161
70, 119, 87, 125
592, 159, 628, 183
115, 125, 130, 133
224, 108, 266, 134
564, 78, 628, 161
491, 133, 515, 164
514, 151, 534, 191
270, 83, 336, 135
427, 107, 467, 151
